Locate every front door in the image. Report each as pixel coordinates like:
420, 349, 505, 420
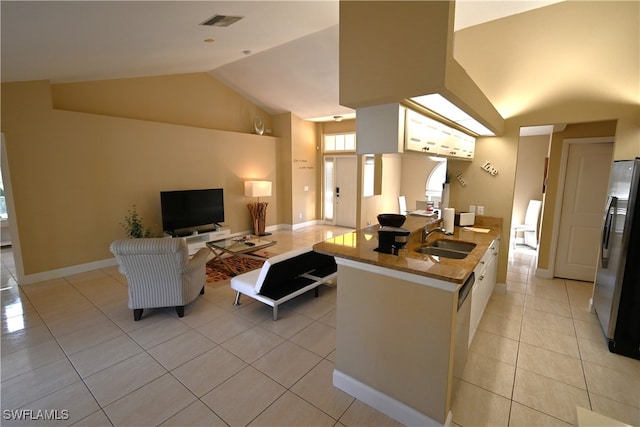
554, 141, 613, 281
324, 156, 357, 228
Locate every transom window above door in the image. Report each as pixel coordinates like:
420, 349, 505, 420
324, 133, 356, 152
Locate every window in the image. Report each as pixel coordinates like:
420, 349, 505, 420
362, 154, 382, 197
324, 133, 356, 152
363, 155, 375, 197
323, 157, 335, 221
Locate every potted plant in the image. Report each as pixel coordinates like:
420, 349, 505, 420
121, 205, 153, 238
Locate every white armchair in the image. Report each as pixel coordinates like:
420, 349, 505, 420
110, 238, 209, 321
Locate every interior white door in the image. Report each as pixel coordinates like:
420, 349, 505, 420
335, 156, 357, 228
555, 142, 613, 281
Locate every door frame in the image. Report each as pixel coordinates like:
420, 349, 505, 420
544, 136, 614, 278
1, 133, 25, 284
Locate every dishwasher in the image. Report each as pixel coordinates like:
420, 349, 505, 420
453, 272, 474, 380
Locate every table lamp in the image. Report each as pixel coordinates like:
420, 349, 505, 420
244, 180, 272, 236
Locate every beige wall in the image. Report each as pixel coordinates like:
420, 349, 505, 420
321, 118, 356, 135
448, 129, 519, 283
449, 116, 635, 284
336, 262, 456, 424
512, 134, 550, 228
291, 115, 319, 225
447, 0, 639, 282
1, 79, 278, 277
273, 112, 322, 226
51, 73, 272, 135
272, 113, 293, 225
339, 1, 451, 108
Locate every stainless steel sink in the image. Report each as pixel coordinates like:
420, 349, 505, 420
414, 239, 477, 259
427, 239, 476, 252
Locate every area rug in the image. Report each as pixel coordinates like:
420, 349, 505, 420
206, 255, 266, 283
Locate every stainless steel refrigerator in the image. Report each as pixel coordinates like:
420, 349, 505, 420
593, 158, 640, 360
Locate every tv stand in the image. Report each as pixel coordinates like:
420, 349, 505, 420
168, 228, 230, 255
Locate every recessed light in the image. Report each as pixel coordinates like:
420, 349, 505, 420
204, 38, 215, 43
242, 50, 252, 55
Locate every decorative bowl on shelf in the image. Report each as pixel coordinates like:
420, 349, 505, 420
377, 213, 406, 227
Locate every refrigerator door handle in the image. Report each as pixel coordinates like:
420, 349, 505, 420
601, 196, 617, 268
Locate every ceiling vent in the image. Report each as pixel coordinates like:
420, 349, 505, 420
200, 14, 243, 27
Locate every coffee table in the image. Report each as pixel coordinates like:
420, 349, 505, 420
206, 235, 276, 276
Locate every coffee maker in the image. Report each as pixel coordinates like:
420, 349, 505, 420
376, 226, 411, 255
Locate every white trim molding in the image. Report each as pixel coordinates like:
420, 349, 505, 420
21, 258, 119, 285
333, 369, 448, 427
291, 219, 321, 230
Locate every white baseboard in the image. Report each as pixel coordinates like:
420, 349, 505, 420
266, 221, 319, 232
21, 258, 118, 285
17, 221, 324, 286
535, 268, 553, 279
292, 219, 320, 230
333, 369, 447, 427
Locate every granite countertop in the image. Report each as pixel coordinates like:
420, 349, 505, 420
313, 214, 502, 285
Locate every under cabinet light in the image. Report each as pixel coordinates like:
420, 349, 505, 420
411, 94, 495, 136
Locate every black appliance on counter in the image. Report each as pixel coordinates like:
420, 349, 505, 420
375, 226, 411, 255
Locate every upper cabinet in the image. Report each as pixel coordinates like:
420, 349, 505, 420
405, 109, 475, 161
405, 109, 438, 155
355, 104, 475, 161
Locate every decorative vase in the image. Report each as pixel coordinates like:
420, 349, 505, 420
247, 202, 268, 236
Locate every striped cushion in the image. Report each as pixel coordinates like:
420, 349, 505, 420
110, 238, 208, 310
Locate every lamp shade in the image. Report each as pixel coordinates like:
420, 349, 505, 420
244, 181, 272, 198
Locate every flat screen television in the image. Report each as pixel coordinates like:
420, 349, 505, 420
160, 188, 224, 236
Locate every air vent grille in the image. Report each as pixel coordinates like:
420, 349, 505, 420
201, 14, 243, 27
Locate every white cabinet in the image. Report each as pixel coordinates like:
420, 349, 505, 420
436, 129, 458, 157
440, 130, 475, 160
179, 228, 230, 255
469, 238, 500, 346
459, 134, 475, 160
404, 108, 475, 161
405, 109, 438, 154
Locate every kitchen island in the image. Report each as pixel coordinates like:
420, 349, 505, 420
313, 215, 502, 426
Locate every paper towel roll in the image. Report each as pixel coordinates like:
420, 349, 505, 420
443, 208, 455, 234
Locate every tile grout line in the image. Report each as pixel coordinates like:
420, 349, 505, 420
505, 249, 531, 427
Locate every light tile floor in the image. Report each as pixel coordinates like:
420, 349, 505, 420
451, 245, 640, 427
1, 229, 639, 426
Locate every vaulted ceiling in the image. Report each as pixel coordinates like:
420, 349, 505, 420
2, 1, 637, 123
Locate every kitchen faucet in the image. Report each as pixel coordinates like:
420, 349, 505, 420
422, 226, 446, 243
